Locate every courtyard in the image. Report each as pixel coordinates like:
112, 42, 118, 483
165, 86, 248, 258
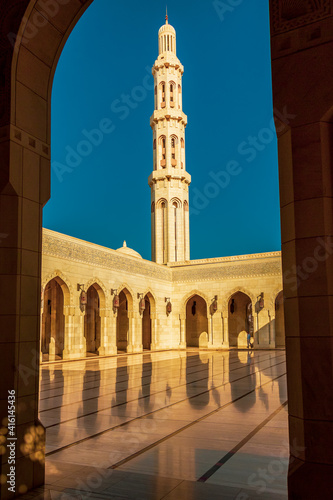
23, 349, 287, 499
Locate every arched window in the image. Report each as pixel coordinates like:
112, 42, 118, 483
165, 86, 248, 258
159, 136, 166, 167
160, 82, 166, 108
181, 138, 185, 169
178, 85, 182, 109
170, 83, 174, 107
171, 136, 178, 166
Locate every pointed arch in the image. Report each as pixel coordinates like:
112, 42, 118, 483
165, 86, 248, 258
117, 283, 134, 311
181, 290, 210, 318
142, 288, 157, 315
42, 270, 72, 307
222, 287, 256, 311
84, 278, 108, 309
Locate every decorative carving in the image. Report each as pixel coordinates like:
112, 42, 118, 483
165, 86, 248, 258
271, 0, 332, 35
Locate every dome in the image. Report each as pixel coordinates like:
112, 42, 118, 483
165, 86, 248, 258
116, 241, 142, 259
159, 23, 176, 35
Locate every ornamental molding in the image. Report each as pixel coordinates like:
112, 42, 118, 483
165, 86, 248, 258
271, 0, 332, 35
42, 230, 172, 282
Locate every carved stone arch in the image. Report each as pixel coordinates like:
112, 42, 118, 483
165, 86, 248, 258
156, 197, 167, 208
268, 288, 284, 312
42, 270, 73, 307
222, 287, 256, 311
142, 288, 157, 315
181, 289, 210, 318
170, 197, 182, 208
84, 278, 108, 309
117, 283, 134, 310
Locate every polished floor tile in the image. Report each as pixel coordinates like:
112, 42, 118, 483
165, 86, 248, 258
20, 350, 288, 499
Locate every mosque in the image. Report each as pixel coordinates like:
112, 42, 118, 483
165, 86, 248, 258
40, 15, 284, 362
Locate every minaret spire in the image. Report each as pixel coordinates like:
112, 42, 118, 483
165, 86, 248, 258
166, 6, 168, 24
149, 20, 191, 264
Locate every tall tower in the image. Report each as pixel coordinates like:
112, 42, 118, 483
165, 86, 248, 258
149, 14, 191, 264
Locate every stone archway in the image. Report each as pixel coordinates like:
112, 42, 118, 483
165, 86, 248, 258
84, 284, 103, 355
275, 291, 285, 347
142, 294, 152, 350
116, 289, 131, 352
185, 295, 209, 348
228, 291, 252, 348
41, 278, 65, 359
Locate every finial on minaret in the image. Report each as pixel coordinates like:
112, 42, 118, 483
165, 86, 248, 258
165, 6, 168, 24
123, 241, 127, 248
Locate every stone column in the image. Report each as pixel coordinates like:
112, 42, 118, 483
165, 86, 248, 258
270, 4, 333, 495
207, 315, 213, 347
268, 311, 276, 349
98, 309, 117, 356
130, 311, 143, 353
222, 315, 229, 348
150, 313, 158, 350
179, 315, 186, 348
63, 307, 85, 360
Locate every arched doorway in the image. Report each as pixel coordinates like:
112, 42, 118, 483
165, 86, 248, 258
185, 295, 209, 348
84, 284, 102, 355
142, 294, 152, 350
228, 291, 252, 347
116, 290, 130, 352
41, 278, 65, 359
275, 291, 285, 347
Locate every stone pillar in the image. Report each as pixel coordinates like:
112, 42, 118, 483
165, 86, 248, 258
268, 311, 276, 349
179, 315, 186, 348
127, 312, 134, 353
150, 313, 158, 350
62, 308, 85, 360
0, 138, 46, 498
48, 337, 56, 362
131, 311, 143, 353
222, 315, 229, 348
207, 315, 213, 347
98, 309, 117, 356
269, 3, 333, 496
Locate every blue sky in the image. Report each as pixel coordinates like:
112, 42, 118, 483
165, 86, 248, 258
44, 0, 281, 260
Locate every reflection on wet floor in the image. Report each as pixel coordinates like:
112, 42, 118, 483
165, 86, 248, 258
23, 350, 288, 499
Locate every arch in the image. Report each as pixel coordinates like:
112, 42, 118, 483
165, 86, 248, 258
142, 289, 157, 315
142, 292, 154, 350
170, 197, 182, 208
84, 278, 108, 309
156, 198, 168, 208
228, 290, 253, 348
84, 282, 104, 355
222, 287, 257, 310
185, 294, 209, 348
159, 81, 166, 107
117, 283, 134, 310
170, 134, 178, 166
116, 289, 130, 352
42, 270, 73, 307
158, 135, 167, 167
169, 80, 176, 107
181, 290, 210, 317
41, 277, 66, 359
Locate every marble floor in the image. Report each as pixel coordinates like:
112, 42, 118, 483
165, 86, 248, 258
22, 349, 288, 499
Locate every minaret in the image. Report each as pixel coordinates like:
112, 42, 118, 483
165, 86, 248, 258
148, 14, 191, 264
